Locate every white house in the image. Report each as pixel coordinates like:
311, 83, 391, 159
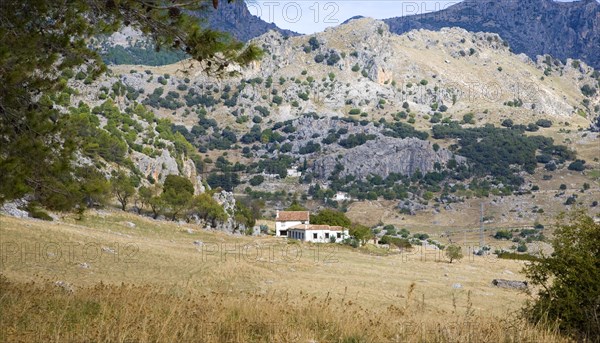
286, 167, 302, 178
275, 211, 310, 237
334, 192, 351, 201
287, 224, 350, 243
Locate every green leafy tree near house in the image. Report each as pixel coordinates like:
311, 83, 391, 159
350, 224, 373, 246
310, 209, 352, 227
523, 210, 600, 341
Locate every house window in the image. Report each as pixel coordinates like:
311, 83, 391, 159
313, 233, 317, 239
325, 233, 329, 239
301, 221, 306, 224
337, 233, 341, 238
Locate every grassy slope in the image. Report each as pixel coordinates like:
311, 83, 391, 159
0, 212, 569, 342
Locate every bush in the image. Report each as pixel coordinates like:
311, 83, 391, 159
249, 175, 265, 186
501, 119, 514, 127
535, 119, 552, 128
326, 53, 341, 66
581, 84, 597, 97
462, 113, 475, 124
494, 230, 512, 240
567, 160, 586, 171
523, 211, 600, 340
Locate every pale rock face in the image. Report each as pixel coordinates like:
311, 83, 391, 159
312, 137, 465, 180
131, 149, 179, 184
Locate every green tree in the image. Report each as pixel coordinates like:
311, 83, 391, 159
148, 195, 165, 219
136, 186, 154, 214
191, 193, 227, 227
0, 0, 261, 209
161, 175, 194, 220
111, 171, 136, 211
445, 245, 463, 263
310, 209, 352, 227
523, 211, 600, 341
234, 202, 256, 235
350, 224, 373, 246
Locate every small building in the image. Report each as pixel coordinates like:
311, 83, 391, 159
275, 210, 310, 237
287, 224, 350, 243
334, 192, 351, 201
286, 167, 302, 178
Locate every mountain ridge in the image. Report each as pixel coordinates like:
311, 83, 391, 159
383, 0, 600, 69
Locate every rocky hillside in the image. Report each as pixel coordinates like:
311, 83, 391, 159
75, 18, 599, 220
384, 0, 600, 69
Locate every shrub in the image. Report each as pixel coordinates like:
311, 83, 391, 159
272, 95, 283, 105
581, 84, 597, 97
535, 119, 552, 128
567, 160, 586, 171
494, 230, 512, 240
523, 211, 600, 340
326, 53, 341, 66
462, 113, 475, 124
249, 175, 265, 186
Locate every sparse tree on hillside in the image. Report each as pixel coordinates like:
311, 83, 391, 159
161, 175, 194, 221
523, 210, 600, 341
190, 193, 227, 227
233, 202, 256, 234
111, 171, 136, 211
148, 195, 165, 219
445, 245, 464, 263
136, 186, 154, 214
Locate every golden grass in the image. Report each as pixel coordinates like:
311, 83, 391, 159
0, 276, 568, 343
0, 212, 571, 342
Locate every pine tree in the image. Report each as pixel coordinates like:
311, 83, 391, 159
0, 0, 261, 209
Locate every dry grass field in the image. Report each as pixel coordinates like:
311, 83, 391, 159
0, 211, 570, 342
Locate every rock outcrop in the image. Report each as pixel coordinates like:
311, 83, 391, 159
492, 279, 528, 290
312, 136, 464, 180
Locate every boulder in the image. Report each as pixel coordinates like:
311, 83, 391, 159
492, 279, 528, 290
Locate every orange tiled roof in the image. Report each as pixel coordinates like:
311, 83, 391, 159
276, 211, 310, 222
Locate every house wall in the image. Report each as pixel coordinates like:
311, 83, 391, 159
275, 220, 304, 236
299, 230, 349, 243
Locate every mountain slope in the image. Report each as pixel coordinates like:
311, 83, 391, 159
198, 1, 298, 41
384, 0, 600, 69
